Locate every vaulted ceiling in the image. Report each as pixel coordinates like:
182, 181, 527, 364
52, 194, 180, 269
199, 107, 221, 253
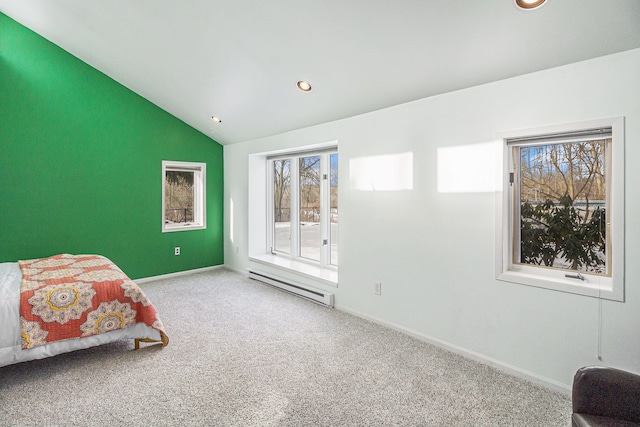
2, 0, 639, 145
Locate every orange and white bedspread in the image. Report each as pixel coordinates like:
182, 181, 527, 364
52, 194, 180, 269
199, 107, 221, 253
18, 254, 168, 350
0, 254, 167, 368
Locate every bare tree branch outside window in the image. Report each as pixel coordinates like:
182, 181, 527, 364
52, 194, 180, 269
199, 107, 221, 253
165, 171, 194, 223
518, 139, 608, 274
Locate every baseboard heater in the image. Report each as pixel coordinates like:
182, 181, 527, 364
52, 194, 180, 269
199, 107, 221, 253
248, 270, 334, 307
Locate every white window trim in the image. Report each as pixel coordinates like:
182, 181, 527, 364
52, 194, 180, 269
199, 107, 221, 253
247, 141, 338, 287
495, 117, 624, 301
162, 160, 206, 233
267, 149, 338, 269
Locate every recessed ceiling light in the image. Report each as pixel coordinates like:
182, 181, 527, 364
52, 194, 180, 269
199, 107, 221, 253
211, 116, 222, 123
514, 0, 547, 10
297, 80, 312, 92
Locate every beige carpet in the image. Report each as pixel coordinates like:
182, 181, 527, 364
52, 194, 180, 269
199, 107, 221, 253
0, 268, 571, 426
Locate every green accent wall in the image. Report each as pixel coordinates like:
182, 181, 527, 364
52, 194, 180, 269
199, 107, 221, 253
0, 13, 224, 279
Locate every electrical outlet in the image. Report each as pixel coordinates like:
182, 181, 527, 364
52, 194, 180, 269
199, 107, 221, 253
235, 246, 240, 254
374, 282, 382, 296
174, 247, 180, 256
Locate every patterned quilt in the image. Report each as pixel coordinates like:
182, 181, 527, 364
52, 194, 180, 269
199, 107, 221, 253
18, 254, 168, 350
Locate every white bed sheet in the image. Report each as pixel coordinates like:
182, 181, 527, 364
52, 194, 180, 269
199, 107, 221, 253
0, 262, 161, 368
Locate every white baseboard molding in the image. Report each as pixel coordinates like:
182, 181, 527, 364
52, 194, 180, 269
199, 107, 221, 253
135, 265, 225, 284
336, 304, 572, 395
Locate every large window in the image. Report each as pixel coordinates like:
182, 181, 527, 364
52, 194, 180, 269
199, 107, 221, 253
269, 150, 338, 267
496, 118, 624, 300
162, 161, 206, 232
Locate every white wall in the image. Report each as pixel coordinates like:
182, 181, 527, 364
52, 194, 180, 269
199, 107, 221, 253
224, 48, 640, 390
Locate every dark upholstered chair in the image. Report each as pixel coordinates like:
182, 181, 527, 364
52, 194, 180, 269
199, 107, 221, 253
572, 366, 640, 427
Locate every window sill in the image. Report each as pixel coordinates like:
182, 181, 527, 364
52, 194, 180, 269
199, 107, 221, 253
496, 270, 623, 302
249, 254, 338, 287
162, 224, 206, 233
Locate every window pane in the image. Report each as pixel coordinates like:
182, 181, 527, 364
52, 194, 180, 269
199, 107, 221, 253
330, 153, 339, 266
299, 155, 321, 261
518, 139, 608, 274
273, 159, 291, 253
165, 171, 194, 224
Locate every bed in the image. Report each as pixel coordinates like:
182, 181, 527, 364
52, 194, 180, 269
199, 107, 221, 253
0, 253, 168, 368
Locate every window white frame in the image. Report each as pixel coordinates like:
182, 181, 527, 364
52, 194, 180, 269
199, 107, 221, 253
266, 148, 338, 269
495, 117, 624, 301
162, 160, 206, 233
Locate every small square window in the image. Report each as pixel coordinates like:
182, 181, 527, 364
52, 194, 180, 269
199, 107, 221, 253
162, 161, 206, 232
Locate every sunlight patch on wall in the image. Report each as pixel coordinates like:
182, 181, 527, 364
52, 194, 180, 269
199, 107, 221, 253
230, 198, 235, 244
350, 152, 414, 191
437, 142, 499, 193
